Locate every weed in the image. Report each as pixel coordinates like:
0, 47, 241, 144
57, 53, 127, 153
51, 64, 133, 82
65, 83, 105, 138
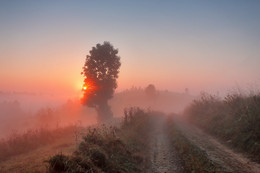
47, 107, 151, 173
184, 92, 260, 162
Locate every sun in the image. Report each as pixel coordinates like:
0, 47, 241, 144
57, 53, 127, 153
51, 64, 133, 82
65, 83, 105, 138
83, 85, 88, 90
82, 80, 97, 93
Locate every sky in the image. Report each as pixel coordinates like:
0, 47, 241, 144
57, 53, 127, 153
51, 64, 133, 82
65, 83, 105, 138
1, 0, 260, 98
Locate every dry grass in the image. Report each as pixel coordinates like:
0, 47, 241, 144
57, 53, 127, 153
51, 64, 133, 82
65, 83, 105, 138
47, 107, 152, 173
0, 125, 80, 162
0, 127, 77, 173
184, 92, 260, 162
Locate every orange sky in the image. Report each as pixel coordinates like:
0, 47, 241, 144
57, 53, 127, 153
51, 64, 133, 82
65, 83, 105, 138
1, 1, 260, 99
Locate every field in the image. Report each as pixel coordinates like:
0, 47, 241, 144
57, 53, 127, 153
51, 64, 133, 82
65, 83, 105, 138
0, 126, 78, 172
1, 103, 260, 173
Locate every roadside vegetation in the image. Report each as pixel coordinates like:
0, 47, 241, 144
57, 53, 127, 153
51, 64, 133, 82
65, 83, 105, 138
0, 126, 79, 162
184, 92, 260, 162
166, 117, 220, 172
47, 107, 152, 173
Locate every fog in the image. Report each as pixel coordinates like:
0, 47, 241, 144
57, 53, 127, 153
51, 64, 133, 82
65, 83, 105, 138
0, 91, 96, 138
110, 86, 195, 117
0, 86, 194, 139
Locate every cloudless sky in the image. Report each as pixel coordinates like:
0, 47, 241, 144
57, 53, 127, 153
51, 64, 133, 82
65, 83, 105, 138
1, 0, 260, 97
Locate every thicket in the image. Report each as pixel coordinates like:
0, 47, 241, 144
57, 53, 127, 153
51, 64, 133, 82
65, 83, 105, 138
47, 107, 152, 173
184, 92, 260, 162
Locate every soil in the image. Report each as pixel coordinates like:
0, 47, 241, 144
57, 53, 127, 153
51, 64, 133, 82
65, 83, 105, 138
2, 116, 260, 173
173, 116, 260, 173
148, 117, 186, 173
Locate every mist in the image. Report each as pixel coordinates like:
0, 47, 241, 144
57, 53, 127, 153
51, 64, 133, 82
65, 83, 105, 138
0, 91, 96, 138
0, 84, 194, 139
1, 0, 260, 172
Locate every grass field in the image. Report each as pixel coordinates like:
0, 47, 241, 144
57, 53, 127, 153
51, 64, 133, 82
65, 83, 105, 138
0, 126, 80, 173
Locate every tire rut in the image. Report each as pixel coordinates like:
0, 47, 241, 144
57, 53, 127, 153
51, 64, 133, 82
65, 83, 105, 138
148, 118, 186, 173
174, 117, 260, 173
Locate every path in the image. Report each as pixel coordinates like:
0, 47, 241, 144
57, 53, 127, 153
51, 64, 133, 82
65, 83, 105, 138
148, 117, 186, 173
173, 117, 260, 173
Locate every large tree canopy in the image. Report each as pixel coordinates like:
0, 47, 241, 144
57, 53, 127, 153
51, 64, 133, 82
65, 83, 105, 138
82, 42, 121, 122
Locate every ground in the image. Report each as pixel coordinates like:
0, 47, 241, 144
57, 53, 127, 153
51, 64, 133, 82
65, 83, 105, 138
173, 116, 260, 173
148, 117, 186, 173
1, 116, 260, 173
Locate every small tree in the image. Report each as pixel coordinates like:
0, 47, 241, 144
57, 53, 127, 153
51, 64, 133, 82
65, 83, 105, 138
82, 42, 121, 122
145, 84, 156, 98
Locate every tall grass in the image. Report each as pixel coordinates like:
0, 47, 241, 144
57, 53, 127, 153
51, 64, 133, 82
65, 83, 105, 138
47, 107, 152, 173
184, 92, 260, 162
0, 126, 78, 162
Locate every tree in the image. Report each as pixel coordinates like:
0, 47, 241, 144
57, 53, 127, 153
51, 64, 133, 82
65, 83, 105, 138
145, 84, 156, 98
81, 42, 121, 122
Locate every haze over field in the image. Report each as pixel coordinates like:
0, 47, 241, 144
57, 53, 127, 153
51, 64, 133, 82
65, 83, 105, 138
1, 0, 260, 137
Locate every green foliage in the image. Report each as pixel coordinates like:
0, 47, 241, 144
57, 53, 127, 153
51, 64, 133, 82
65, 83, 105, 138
185, 92, 260, 162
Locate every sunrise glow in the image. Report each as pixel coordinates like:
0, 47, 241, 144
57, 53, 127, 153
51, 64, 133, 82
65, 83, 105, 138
0, 1, 259, 98
0, 1, 260, 172
83, 86, 88, 91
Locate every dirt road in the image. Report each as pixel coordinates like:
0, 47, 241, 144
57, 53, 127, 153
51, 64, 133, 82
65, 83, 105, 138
148, 117, 186, 173
173, 117, 260, 173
